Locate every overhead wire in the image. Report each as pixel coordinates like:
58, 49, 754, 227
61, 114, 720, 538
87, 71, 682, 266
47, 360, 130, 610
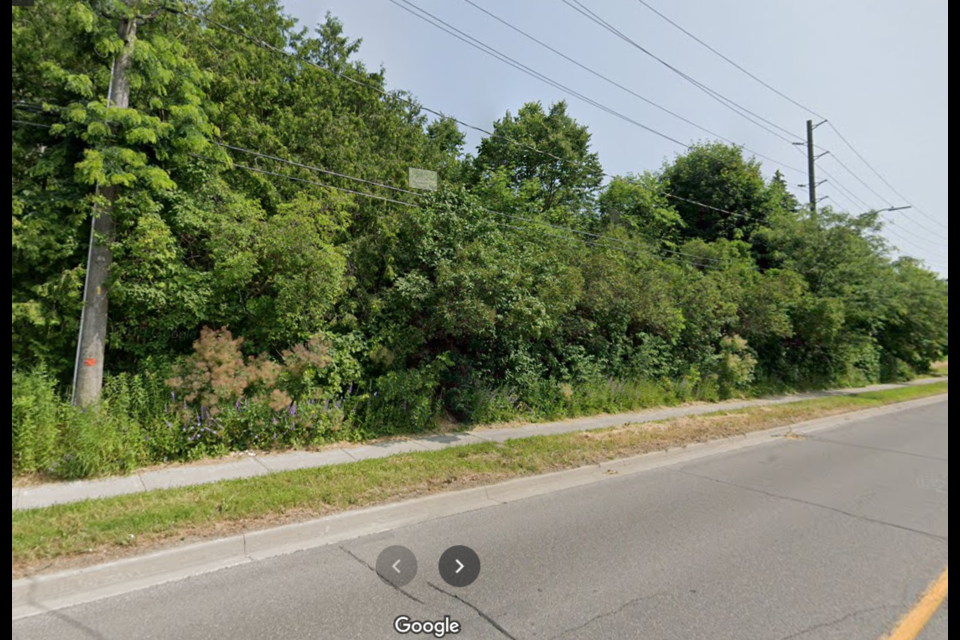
628, 0, 947, 234
559, 0, 804, 146
826, 154, 943, 239
455, 0, 798, 174
12, 94, 731, 266
12, 119, 52, 129
826, 122, 946, 231
388, 0, 691, 149
26, 5, 938, 268
387, 0, 801, 222
812, 165, 947, 258
169, 2, 780, 224
172, 2, 944, 252
214, 142, 726, 268
632, 0, 827, 121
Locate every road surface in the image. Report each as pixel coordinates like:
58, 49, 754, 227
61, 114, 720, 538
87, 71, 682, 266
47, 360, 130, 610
13, 399, 948, 640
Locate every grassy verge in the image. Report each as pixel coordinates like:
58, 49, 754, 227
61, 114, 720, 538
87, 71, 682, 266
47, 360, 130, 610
12, 381, 947, 579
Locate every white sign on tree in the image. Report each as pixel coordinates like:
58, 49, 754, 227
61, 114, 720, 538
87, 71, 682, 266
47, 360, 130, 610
409, 168, 439, 192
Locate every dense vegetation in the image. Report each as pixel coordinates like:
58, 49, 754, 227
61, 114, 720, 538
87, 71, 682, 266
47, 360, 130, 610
12, 1, 948, 478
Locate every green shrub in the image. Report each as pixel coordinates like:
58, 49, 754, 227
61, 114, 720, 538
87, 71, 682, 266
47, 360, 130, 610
880, 353, 917, 383
449, 376, 684, 426
716, 335, 758, 399
55, 406, 145, 480
12, 367, 62, 475
354, 367, 441, 436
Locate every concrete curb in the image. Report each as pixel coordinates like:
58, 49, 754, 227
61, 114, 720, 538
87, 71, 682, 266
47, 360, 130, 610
12, 378, 948, 511
11, 392, 947, 621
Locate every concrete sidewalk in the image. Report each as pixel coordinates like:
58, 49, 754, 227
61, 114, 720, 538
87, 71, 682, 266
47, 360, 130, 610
11, 378, 945, 511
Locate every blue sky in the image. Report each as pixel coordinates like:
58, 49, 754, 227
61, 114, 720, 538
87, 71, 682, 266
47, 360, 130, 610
283, 0, 949, 276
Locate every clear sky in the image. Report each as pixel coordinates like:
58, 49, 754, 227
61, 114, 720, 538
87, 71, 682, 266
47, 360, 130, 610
282, 0, 949, 276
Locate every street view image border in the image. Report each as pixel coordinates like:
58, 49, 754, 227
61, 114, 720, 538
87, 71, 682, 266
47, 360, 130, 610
12, 1, 947, 638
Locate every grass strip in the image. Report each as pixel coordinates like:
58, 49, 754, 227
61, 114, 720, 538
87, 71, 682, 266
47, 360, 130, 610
12, 381, 947, 578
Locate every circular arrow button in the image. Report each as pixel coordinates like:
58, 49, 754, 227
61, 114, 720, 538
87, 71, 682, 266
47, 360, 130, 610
438, 546, 481, 588
376, 546, 418, 588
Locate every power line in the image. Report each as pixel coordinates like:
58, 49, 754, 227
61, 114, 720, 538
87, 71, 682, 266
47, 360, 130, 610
208, 145, 948, 267
625, 1, 947, 234
389, 0, 691, 148
456, 0, 800, 174
827, 154, 895, 209
823, 155, 944, 240
163, 4, 572, 168
827, 123, 946, 231
388, 1, 802, 222
816, 166, 871, 211
633, 0, 827, 121
26, 94, 766, 228
173, 3, 778, 224
881, 225, 949, 261
12, 119, 52, 129
826, 128, 947, 235
198, 154, 419, 208
205, 151, 720, 269
813, 166, 947, 257
164, 4, 948, 261
217, 141, 726, 267
214, 142, 422, 197
12, 12, 944, 271
559, 0, 803, 146
877, 217, 949, 255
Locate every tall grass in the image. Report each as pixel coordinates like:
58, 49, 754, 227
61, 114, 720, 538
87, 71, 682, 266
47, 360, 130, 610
12, 359, 918, 480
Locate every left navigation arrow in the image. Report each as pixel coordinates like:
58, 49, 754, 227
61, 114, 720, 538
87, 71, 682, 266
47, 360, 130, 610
375, 546, 418, 588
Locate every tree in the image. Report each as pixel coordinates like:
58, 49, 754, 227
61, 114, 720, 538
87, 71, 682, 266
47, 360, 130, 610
877, 259, 949, 374
472, 101, 604, 216
661, 142, 775, 243
12, 0, 216, 384
598, 173, 683, 243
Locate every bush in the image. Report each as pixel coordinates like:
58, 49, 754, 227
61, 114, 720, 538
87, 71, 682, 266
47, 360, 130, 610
12, 367, 61, 475
880, 353, 917, 383
56, 406, 145, 480
449, 376, 684, 425
354, 367, 442, 436
166, 327, 285, 416
715, 335, 757, 399
12, 367, 150, 479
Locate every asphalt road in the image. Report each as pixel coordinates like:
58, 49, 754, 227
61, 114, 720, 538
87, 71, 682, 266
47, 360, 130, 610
13, 400, 948, 640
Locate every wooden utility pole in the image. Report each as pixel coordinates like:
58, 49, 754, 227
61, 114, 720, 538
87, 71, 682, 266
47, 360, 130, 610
73, 5, 137, 406
806, 119, 817, 213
